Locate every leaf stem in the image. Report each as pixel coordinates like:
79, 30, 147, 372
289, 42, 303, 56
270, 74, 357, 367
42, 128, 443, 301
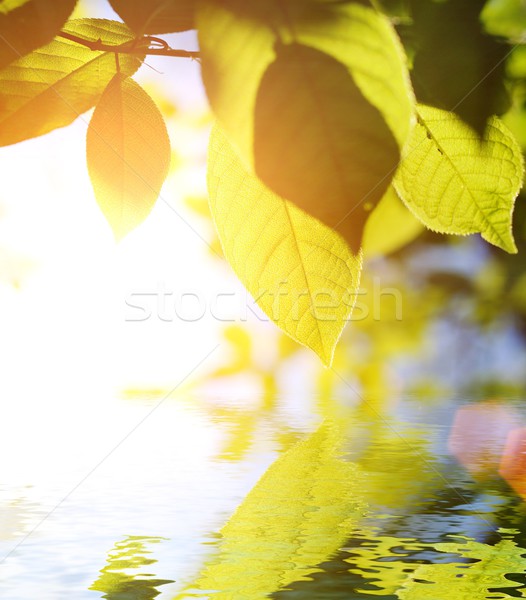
57, 31, 200, 59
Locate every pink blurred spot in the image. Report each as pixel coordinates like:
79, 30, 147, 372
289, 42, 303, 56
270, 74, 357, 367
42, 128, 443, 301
499, 427, 526, 499
448, 401, 520, 480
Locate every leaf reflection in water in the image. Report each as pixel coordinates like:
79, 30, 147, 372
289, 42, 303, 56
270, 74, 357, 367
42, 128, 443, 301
175, 420, 367, 599
90, 535, 174, 600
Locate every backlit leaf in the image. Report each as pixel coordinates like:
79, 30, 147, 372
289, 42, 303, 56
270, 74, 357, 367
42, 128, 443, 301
0, 19, 143, 146
0, 0, 77, 69
362, 187, 423, 258
198, 0, 414, 249
175, 421, 366, 599
208, 125, 362, 366
86, 73, 171, 239
253, 41, 400, 252
90, 536, 174, 598
109, 0, 195, 35
394, 105, 524, 253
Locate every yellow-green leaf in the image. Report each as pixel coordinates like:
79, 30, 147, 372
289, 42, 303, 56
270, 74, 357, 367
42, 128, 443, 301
198, 0, 413, 158
109, 0, 195, 35
208, 125, 362, 366
0, 0, 77, 69
198, 0, 414, 248
175, 421, 366, 599
0, 19, 143, 146
394, 105, 524, 254
362, 187, 423, 258
86, 73, 171, 240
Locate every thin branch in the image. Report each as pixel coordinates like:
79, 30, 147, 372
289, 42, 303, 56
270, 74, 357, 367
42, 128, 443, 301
57, 30, 200, 59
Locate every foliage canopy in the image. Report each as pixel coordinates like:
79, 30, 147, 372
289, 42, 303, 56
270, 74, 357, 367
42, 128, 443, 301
0, 0, 524, 364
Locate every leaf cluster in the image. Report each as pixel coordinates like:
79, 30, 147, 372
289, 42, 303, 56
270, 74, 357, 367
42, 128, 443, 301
0, 0, 524, 363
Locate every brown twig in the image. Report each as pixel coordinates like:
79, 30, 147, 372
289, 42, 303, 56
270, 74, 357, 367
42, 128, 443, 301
57, 30, 200, 59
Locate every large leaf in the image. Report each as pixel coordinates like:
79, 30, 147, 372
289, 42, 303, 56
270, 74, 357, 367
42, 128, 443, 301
208, 125, 362, 366
175, 421, 366, 598
86, 73, 171, 239
253, 42, 400, 251
362, 187, 423, 258
198, 0, 414, 248
394, 105, 524, 253
0, 0, 77, 69
109, 0, 195, 35
0, 19, 143, 146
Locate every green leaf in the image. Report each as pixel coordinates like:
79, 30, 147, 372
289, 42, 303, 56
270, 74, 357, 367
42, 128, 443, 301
482, 0, 526, 40
0, 0, 77, 69
0, 19, 143, 146
394, 105, 524, 254
198, 0, 414, 248
362, 187, 423, 258
503, 84, 526, 152
408, 0, 510, 134
209, 125, 363, 366
109, 0, 195, 35
87, 73, 171, 240
175, 421, 366, 599
253, 41, 400, 252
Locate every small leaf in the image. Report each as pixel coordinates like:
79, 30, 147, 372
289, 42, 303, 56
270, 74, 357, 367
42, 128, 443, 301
86, 73, 171, 239
362, 187, 423, 258
198, 0, 414, 247
208, 125, 362, 366
0, 19, 143, 146
394, 105, 524, 253
0, 0, 77, 69
109, 0, 195, 35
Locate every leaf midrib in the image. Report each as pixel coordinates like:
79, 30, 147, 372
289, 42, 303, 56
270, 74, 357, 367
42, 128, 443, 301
417, 109, 511, 249
282, 200, 326, 362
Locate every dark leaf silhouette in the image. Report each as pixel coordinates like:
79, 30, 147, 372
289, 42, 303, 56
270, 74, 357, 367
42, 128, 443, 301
109, 0, 195, 35
409, 0, 510, 134
0, 0, 77, 69
254, 42, 400, 252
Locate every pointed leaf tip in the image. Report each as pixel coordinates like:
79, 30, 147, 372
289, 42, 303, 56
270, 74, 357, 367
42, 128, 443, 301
208, 125, 363, 364
395, 106, 523, 254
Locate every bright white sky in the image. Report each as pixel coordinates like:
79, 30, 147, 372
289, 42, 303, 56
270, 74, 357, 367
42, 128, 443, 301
0, 0, 243, 398
0, 1, 280, 494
